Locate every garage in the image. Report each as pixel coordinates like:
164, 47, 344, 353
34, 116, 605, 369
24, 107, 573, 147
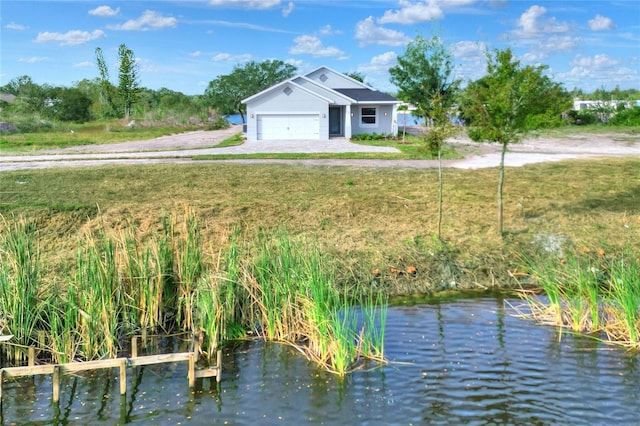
257, 114, 320, 140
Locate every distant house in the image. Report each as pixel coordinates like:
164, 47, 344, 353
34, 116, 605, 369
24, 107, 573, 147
573, 99, 632, 111
242, 66, 399, 141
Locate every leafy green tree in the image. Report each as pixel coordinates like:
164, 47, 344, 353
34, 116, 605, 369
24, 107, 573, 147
1, 75, 52, 115
94, 45, 141, 119
459, 48, 571, 236
204, 59, 296, 123
118, 43, 140, 119
50, 87, 93, 122
94, 48, 118, 118
344, 71, 365, 83
389, 35, 460, 126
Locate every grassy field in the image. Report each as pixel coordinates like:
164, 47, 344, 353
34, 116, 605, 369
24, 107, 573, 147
1, 155, 638, 297
0, 119, 210, 152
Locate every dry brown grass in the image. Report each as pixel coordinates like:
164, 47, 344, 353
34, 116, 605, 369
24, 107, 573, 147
1, 157, 638, 295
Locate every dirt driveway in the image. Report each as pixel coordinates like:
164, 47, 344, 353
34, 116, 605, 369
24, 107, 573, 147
1, 126, 638, 172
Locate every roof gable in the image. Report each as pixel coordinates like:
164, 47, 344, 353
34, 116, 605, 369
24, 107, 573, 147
304, 66, 367, 90
242, 79, 332, 104
243, 66, 398, 105
292, 76, 355, 104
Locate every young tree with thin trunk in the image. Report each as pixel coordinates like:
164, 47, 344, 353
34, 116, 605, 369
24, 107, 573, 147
459, 48, 571, 237
95, 47, 117, 118
118, 44, 140, 119
389, 35, 460, 239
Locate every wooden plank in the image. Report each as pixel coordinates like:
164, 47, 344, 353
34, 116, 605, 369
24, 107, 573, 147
60, 358, 123, 373
2, 365, 56, 377
195, 368, 219, 378
128, 352, 192, 367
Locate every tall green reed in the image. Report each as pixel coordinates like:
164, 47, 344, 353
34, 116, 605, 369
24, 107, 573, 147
517, 247, 640, 348
605, 257, 640, 345
0, 216, 45, 355
244, 229, 388, 376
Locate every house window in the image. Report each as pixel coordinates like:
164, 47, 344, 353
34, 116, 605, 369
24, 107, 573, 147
361, 107, 377, 125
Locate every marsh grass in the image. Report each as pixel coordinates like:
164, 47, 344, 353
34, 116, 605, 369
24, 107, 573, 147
0, 212, 388, 374
0, 216, 46, 362
515, 247, 640, 348
242, 230, 388, 376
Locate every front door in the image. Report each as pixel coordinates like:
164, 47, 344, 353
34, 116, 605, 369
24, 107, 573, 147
329, 107, 342, 136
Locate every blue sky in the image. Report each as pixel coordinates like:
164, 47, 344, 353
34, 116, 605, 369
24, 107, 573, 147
1, 1, 639, 95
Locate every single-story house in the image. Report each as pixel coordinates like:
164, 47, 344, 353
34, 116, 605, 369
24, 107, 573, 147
242, 66, 399, 141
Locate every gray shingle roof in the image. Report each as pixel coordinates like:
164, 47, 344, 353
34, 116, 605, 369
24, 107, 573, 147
334, 88, 397, 103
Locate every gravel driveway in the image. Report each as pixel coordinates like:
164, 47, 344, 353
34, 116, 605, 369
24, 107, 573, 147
1, 125, 638, 172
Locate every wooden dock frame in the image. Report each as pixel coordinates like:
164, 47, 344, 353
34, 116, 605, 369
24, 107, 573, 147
0, 335, 222, 412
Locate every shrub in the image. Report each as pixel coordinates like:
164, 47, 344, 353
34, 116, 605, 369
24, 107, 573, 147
608, 106, 640, 126
565, 109, 599, 125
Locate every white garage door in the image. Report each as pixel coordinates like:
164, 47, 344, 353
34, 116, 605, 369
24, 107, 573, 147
257, 114, 320, 140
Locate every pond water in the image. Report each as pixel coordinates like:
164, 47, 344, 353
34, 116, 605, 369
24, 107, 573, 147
2, 297, 639, 425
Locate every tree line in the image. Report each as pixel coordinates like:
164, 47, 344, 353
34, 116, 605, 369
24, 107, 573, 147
1, 40, 637, 129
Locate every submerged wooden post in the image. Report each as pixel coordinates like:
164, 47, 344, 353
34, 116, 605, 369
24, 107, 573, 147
119, 360, 127, 396
131, 336, 138, 358
216, 350, 222, 383
28, 347, 35, 367
1, 369, 4, 411
52, 366, 60, 404
188, 353, 195, 389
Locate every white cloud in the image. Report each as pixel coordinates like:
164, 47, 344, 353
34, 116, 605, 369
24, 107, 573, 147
89, 5, 120, 17
571, 53, 620, 70
212, 52, 252, 62
318, 25, 341, 36
450, 40, 485, 60
355, 17, 411, 47
520, 51, 547, 63
450, 41, 487, 82
73, 61, 95, 68
540, 35, 579, 53
513, 5, 569, 38
379, 0, 444, 24
588, 14, 616, 31
358, 51, 397, 74
282, 2, 295, 17
35, 29, 106, 46
289, 35, 348, 59
189, 51, 203, 58
108, 10, 177, 31
209, 0, 280, 9
135, 57, 159, 73
560, 54, 637, 91
285, 58, 308, 70
18, 56, 49, 63
5, 22, 26, 30
204, 19, 296, 34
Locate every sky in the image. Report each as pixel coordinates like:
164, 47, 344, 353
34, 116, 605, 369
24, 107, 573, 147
1, 0, 639, 96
